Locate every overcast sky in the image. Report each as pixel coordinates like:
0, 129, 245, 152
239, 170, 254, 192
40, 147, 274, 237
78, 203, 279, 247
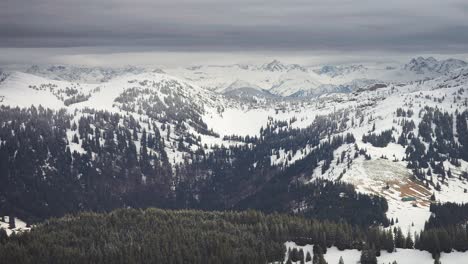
1, 0, 468, 66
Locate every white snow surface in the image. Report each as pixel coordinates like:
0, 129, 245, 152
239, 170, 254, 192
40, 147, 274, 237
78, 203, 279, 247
283, 242, 468, 264
0, 216, 31, 236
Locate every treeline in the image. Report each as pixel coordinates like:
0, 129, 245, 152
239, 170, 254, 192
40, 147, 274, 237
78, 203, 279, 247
362, 129, 394, 148
238, 179, 389, 227
416, 224, 468, 257
425, 202, 468, 229
63, 93, 91, 106
396, 107, 414, 118
415, 202, 468, 258
457, 110, 468, 161
0, 208, 404, 264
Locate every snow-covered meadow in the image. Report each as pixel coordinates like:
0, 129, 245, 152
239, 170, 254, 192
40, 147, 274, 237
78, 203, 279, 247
283, 241, 468, 264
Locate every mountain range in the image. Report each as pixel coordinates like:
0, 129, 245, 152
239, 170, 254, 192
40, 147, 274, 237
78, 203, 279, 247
11, 56, 467, 99
0, 56, 467, 245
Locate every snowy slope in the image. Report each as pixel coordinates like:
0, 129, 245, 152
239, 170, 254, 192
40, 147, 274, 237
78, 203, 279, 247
223, 79, 263, 93
165, 63, 281, 92
283, 242, 468, 264
1, 62, 468, 240
269, 70, 323, 96
0, 71, 79, 108
0, 70, 221, 112
0, 216, 31, 236
221, 79, 278, 99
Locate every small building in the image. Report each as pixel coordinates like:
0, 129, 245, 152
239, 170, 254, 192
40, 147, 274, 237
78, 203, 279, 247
401, 196, 416, 202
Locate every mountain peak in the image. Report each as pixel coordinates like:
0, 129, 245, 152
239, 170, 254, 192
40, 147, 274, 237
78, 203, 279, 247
269, 59, 282, 64
261, 59, 288, 71
404, 57, 466, 74
260, 60, 307, 72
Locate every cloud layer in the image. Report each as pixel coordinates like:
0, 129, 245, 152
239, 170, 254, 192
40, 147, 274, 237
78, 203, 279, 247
2, 0, 468, 52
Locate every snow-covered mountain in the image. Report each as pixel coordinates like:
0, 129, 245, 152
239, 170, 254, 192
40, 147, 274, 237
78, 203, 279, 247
1, 60, 468, 237
259, 59, 307, 72
403, 56, 467, 75
166, 58, 468, 98
314, 64, 368, 77
222, 79, 263, 93
222, 79, 277, 100
21, 57, 467, 100
25, 65, 164, 83
311, 57, 467, 87
260, 59, 289, 72
269, 70, 323, 96
167, 60, 347, 97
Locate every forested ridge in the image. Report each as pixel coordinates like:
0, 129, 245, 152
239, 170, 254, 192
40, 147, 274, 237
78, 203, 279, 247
0, 105, 388, 228
2, 208, 464, 263
0, 208, 409, 264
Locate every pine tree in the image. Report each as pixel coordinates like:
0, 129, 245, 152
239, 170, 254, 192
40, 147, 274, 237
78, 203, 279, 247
405, 231, 414, 249
338, 256, 344, 264
290, 248, 301, 262
133, 127, 138, 140
312, 245, 327, 264
0, 228, 7, 243
360, 247, 377, 264
299, 248, 305, 264
384, 230, 395, 253
395, 227, 405, 248
72, 134, 79, 144
8, 215, 15, 229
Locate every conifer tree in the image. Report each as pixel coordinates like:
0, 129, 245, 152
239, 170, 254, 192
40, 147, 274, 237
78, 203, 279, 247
299, 248, 305, 264
290, 248, 301, 262
405, 231, 414, 249
8, 215, 15, 229
360, 246, 377, 264
338, 256, 344, 264
0, 228, 6, 243
312, 245, 327, 264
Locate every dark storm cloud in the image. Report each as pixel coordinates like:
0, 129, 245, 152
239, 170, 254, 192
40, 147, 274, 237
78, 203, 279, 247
1, 0, 468, 52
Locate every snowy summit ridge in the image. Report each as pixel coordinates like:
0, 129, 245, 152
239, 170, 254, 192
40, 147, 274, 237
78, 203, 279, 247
403, 56, 467, 75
